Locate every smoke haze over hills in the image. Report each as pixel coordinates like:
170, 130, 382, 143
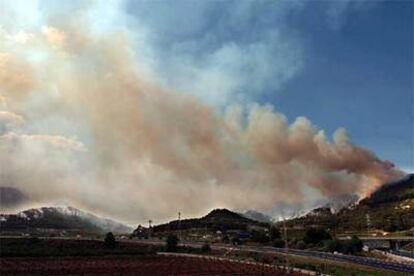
0, 1, 406, 224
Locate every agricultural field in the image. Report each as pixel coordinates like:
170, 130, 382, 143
0, 255, 304, 276
0, 238, 307, 275
0, 237, 158, 257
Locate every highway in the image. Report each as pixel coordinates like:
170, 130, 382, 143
338, 236, 414, 241
392, 250, 414, 259
134, 239, 414, 274
269, 247, 414, 274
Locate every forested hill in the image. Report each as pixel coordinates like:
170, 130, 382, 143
283, 174, 414, 233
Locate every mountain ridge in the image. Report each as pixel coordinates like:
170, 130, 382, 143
0, 206, 132, 234
282, 174, 414, 232
150, 208, 267, 234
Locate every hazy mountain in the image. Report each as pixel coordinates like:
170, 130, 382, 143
306, 206, 333, 217
152, 208, 267, 233
242, 210, 274, 223
0, 206, 132, 234
0, 187, 29, 209
335, 173, 414, 232
326, 194, 359, 213
282, 174, 414, 232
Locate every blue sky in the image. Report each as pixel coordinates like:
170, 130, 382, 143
267, 1, 413, 171
123, 0, 413, 172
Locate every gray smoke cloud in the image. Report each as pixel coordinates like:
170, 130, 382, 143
0, 1, 403, 224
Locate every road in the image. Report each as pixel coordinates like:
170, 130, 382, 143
337, 236, 414, 241
269, 247, 414, 274
133, 239, 414, 274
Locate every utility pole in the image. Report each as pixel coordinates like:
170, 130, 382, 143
178, 212, 181, 241
282, 211, 290, 275
366, 213, 371, 237
148, 219, 152, 240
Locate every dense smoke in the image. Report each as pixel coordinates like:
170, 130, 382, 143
0, 2, 403, 224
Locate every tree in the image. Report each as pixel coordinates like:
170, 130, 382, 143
272, 238, 284, 248
231, 237, 241, 245
325, 239, 343, 253
250, 230, 270, 244
165, 234, 179, 252
104, 232, 116, 249
295, 240, 306, 250
132, 224, 146, 239
348, 235, 363, 254
222, 235, 230, 243
303, 227, 331, 245
201, 242, 211, 253
270, 226, 282, 240
325, 236, 363, 255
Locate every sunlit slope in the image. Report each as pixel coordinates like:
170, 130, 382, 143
284, 174, 414, 233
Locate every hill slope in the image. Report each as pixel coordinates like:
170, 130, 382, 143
152, 208, 267, 233
283, 174, 414, 233
336, 173, 414, 232
0, 206, 132, 234
242, 210, 274, 223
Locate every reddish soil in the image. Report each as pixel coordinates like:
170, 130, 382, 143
1, 255, 305, 275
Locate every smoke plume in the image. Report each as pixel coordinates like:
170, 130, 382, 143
0, 2, 403, 224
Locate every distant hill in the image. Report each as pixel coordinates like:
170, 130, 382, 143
324, 194, 359, 213
0, 187, 29, 209
336, 173, 414, 232
0, 206, 132, 234
282, 174, 414, 233
151, 208, 267, 233
241, 210, 274, 223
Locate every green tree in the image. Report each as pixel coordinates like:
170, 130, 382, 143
325, 236, 363, 255
272, 238, 284, 248
201, 242, 211, 253
325, 239, 343, 252
231, 237, 241, 245
296, 240, 306, 250
104, 232, 116, 249
303, 227, 331, 245
222, 235, 230, 243
269, 226, 282, 240
348, 235, 363, 254
165, 234, 179, 252
250, 230, 270, 244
